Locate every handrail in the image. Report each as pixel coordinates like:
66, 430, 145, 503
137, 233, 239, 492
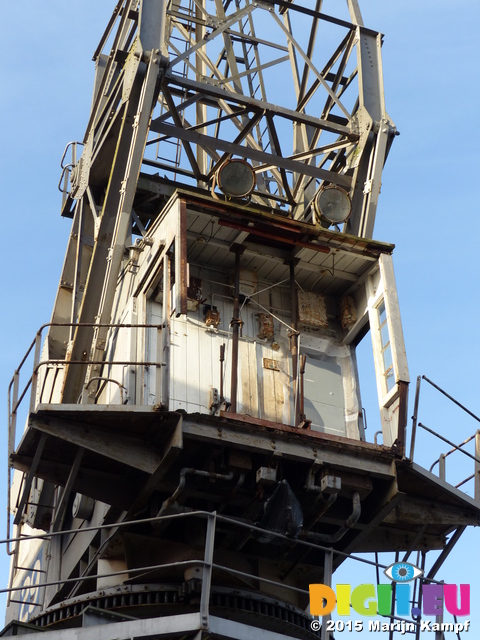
8, 321, 164, 432
8, 321, 163, 401
60, 141, 83, 169
410, 375, 480, 502
6, 321, 166, 557
0, 508, 449, 583
418, 423, 480, 500
422, 375, 480, 424
418, 423, 480, 467
83, 376, 126, 404
58, 141, 84, 210
456, 473, 475, 490
8, 321, 164, 426
429, 432, 477, 472
0, 508, 450, 636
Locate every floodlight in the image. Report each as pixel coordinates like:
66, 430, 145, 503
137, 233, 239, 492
216, 159, 256, 199
314, 185, 352, 226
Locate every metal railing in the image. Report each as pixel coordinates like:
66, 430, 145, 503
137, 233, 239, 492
6, 321, 164, 555
409, 375, 480, 500
0, 509, 469, 639
7, 321, 163, 448
57, 141, 83, 211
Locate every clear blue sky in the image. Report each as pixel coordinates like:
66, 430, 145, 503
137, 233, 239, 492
1, 1, 479, 636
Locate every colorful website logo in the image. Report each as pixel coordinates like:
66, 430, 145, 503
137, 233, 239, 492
309, 562, 471, 634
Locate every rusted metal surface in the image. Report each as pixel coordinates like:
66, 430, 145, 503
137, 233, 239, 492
186, 276, 203, 311
229, 246, 243, 414
180, 190, 395, 257
256, 313, 275, 340
205, 309, 220, 328
394, 379, 409, 458
340, 294, 357, 330
217, 410, 390, 454
297, 291, 328, 329
263, 358, 280, 372
290, 260, 299, 427
218, 217, 331, 254
219, 343, 225, 402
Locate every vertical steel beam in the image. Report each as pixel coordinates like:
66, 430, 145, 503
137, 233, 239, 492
161, 254, 171, 407
409, 375, 422, 461
175, 200, 188, 317
439, 454, 446, 483
348, 26, 394, 238
321, 549, 333, 640
53, 449, 85, 532
388, 551, 399, 640
29, 330, 43, 415
347, 0, 364, 26
196, 1, 208, 180
63, 52, 162, 404
13, 433, 48, 526
200, 513, 216, 630
415, 553, 427, 640
290, 260, 299, 426
230, 246, 242, 414
139, 0, 168, 55
435, 608, 444, 640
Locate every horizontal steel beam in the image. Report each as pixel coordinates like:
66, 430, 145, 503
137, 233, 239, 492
161, 73, 355, 136
151, 121, 352, 188
183, 416, 395, 479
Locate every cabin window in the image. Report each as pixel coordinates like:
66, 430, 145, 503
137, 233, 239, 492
377, 300, 394, 393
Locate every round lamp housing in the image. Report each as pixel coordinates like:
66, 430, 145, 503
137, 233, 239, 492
216, 159, 256, 199
314, 185, 352, 226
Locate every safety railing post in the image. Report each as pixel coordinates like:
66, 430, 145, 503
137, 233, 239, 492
6, 370, 21, 559
435, 589, 444, 640
9, 372, 19, 458
29, 330, 43, 415
438, 455, 446, 483
409, 375, 422, 461
321, 549, 333, 640
200, 512, 216, 630
475, 431, 480, 502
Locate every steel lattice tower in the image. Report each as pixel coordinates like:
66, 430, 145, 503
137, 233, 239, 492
4, 2, 479, 639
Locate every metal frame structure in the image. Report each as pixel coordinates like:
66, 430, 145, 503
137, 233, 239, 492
3, 2, 480, 640
0, 509, 474, 639
52, 0, 395, 414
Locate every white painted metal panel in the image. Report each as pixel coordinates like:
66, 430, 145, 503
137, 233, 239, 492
145, 299, 162, 406
99, 300, 138, 406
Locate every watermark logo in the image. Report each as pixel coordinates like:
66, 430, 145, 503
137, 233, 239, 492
309, 561, 471, 634
384, 561, 423, 583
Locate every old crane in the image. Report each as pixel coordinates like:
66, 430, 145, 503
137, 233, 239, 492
5, 1, 480, 639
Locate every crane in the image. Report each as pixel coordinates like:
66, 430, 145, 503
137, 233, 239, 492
5, 2, 479, 639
